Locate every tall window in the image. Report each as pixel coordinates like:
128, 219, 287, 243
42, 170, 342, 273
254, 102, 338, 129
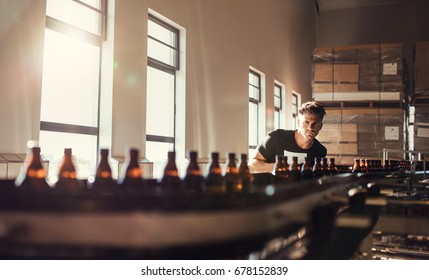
292, 92, 299, 130
40, 0, 107, 182
274, 83, 283, 130
249, 70, 262, 155
146, 14, 180, 179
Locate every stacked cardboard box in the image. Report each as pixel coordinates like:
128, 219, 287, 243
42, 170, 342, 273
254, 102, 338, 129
318, 108, 404, 165
413, 106, 429, 153
312, 44, 405, 102
312, 63, 359, 93
412, 41, 429, 153
312, 43, 407, 164
414, 41, 429, 96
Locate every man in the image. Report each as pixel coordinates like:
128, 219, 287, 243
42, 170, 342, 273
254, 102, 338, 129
248, 100, 327, 173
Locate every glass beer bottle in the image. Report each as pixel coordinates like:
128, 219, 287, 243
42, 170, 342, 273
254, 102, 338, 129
92, 148, 116, 190
224, 152, 242, 192
329, 158, 338, 175
312, 157, 324, 178
55, 148, 80, 192
15, 146, 50, 191
205, 152, 226, 193
273, 154, 286, 183
182, 150, 203, 193
238, 153, 253, 192
290, 156, 301, 181
352, 158, 362, 173
118, 148, 144, 187
161, 151, 182, 193
282, 156, 293, 182
321, 157, 329, 176
301, 157, 313, 180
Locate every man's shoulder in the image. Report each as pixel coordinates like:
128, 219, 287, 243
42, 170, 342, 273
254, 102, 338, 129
314, 138, 327, 152
269, 129, 294, 138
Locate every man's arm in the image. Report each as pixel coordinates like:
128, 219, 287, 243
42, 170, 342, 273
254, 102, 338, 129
248, 150, 275, 173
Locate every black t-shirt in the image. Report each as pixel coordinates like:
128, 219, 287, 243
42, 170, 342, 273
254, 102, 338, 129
257, 129, 327, 163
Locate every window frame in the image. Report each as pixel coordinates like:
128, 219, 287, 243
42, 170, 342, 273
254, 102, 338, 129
291, 92, 300, 130
248, 69, 262, 150
41, 0, 107, 137
145, 14, 181, 176
274, 82, 283, 130
39, 0, 107, 179
147, 14, 180, 71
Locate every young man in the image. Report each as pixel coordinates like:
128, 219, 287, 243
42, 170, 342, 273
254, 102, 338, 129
248, 100, 327, 173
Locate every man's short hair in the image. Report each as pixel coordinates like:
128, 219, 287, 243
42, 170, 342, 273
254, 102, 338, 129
298, 100, 326, 120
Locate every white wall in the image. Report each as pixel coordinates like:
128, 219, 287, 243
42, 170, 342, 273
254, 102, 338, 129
0, 0, 45, 153
142, 0, 318, 159
0, 0, 317, 162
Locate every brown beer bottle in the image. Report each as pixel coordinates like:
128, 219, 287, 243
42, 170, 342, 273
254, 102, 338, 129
375, 159, 382, 172
352, 158, 362, 173
238, 153, 253, 192
273, 155, 293, 183
273, 154, 286, 183
290, 156, 301, 181
301, 157, 313, 180
15, 146, 50, 191
182, 150, 203, 193
282, 156, 293, 182
160, 151, 181, 193
321, 157, 329, 176
224, 152, 242, 192
118, 148, 143, 187
328, 158, 338, 175
92, 149, 116, 190
382, 160, 390, 172
312, 157, 324, 178
205, 152, 226, 193
366, 159, 372, 172
55, 148, 80, 191
360, 159, 366, 172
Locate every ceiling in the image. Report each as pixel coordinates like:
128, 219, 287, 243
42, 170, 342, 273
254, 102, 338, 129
317, 0, 416, 12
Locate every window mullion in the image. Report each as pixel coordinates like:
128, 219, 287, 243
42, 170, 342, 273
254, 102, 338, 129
72, 0, 104, 14
46, 16, 102, 45
148, 35, 178, 52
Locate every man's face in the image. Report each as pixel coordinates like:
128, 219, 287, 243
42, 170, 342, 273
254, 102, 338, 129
297, 113, 323, 140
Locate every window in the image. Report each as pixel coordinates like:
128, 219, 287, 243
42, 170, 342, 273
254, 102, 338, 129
274, 83, 283, 130
40, 0, 107, 183
248, 68, 266, 156
292, 92, 299, 130
146, 14, 180, 179
249, 70, 261, 152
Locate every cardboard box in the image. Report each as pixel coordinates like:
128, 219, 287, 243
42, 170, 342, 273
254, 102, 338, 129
417, 126, 429, 138
324, 143, 358, 155
320, 107, 404, 161
415, 41, 429, 93
318, 123, 357, 142
312, 83, 359, 93
414, 136, 429, 153
313, 63, 359, 83
312, 43, 404, 98
313, 91, 400, 101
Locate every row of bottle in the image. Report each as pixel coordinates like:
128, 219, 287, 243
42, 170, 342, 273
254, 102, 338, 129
272, 155, 338, 183
14, 147, 255, 194
350, 158, 411, 173
15, 146, 346, 194
119, 148, 254, 194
